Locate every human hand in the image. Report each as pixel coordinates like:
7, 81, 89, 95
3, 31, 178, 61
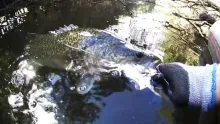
151, 63, 217, 111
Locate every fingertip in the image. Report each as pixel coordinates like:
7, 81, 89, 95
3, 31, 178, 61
156, 63, 169, 74
151, 73, 164, 82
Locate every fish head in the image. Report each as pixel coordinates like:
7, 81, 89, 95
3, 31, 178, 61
78, 32, 162, 93
79, 32, 159, 65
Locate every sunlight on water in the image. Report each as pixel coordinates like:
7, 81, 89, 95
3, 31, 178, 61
105, 6, 166, 60
0, 8, 28, 36
1, 0, 173, 123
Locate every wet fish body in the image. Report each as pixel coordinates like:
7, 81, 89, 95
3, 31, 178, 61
23, 25, 160, 95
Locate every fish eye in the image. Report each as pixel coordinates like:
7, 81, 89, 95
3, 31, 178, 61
110, 70, 120, 77
79, 85, 87, 91
136, 52, 144, 58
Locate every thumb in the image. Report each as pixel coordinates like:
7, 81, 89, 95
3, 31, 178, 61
151, 74, 187, 106
157, 63, 188, 91
151, 73, 172, 96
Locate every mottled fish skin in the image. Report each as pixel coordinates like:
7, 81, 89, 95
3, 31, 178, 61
27, 26, 156, 95
79, 32, 151, 63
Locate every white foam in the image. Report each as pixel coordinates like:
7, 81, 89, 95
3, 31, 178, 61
28, 84, 59, 124
8, 93, 24, 108
32, 104, 58, 124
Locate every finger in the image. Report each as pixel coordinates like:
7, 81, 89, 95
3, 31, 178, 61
151, 73, 164, 82
155, 63, 189, 106
151, 73, 181, 105
157, 63, 185, 91
151, 73, 170, 95
157, 64, 176, 82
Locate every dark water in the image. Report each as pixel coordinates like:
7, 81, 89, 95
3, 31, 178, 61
0, 0, 203, 124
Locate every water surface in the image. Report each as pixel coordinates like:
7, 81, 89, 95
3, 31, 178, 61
0, 0, 172, 124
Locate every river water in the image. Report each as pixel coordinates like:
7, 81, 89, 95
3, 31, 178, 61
0, 0, 175, 124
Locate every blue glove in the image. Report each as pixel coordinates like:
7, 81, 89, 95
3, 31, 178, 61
151, 63, 218, 112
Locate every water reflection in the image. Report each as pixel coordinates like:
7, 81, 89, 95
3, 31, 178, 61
9, 61, 165, 124
0, 0, 156, 36
19, 26, 159, 123
0, 0, 171, 124
7, 29, 164, 124
8, 60, 138, 123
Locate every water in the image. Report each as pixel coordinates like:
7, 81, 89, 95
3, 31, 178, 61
0, 0, 175, 124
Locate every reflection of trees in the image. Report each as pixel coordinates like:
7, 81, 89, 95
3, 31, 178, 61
63, 74, 132, 123
94, 75, 132, 97
36, 67, 102, 123
0, 0, 156, 61
65, 93, 101, 123
34, 62, 133, 124
1, 0, 156, 36
0, 0, 157, 123
24, 0, 134, 32
0, 8, 27, 37
0, 0, 157, 63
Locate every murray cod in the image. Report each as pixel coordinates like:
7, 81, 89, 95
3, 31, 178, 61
9, 25, 162, 123
17, 24, 161, 95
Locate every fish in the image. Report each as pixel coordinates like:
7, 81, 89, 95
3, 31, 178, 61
9, 24, 162, 124
19, 25, 161, 95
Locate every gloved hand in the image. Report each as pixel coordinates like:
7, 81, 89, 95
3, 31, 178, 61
151, 62, 218, 112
